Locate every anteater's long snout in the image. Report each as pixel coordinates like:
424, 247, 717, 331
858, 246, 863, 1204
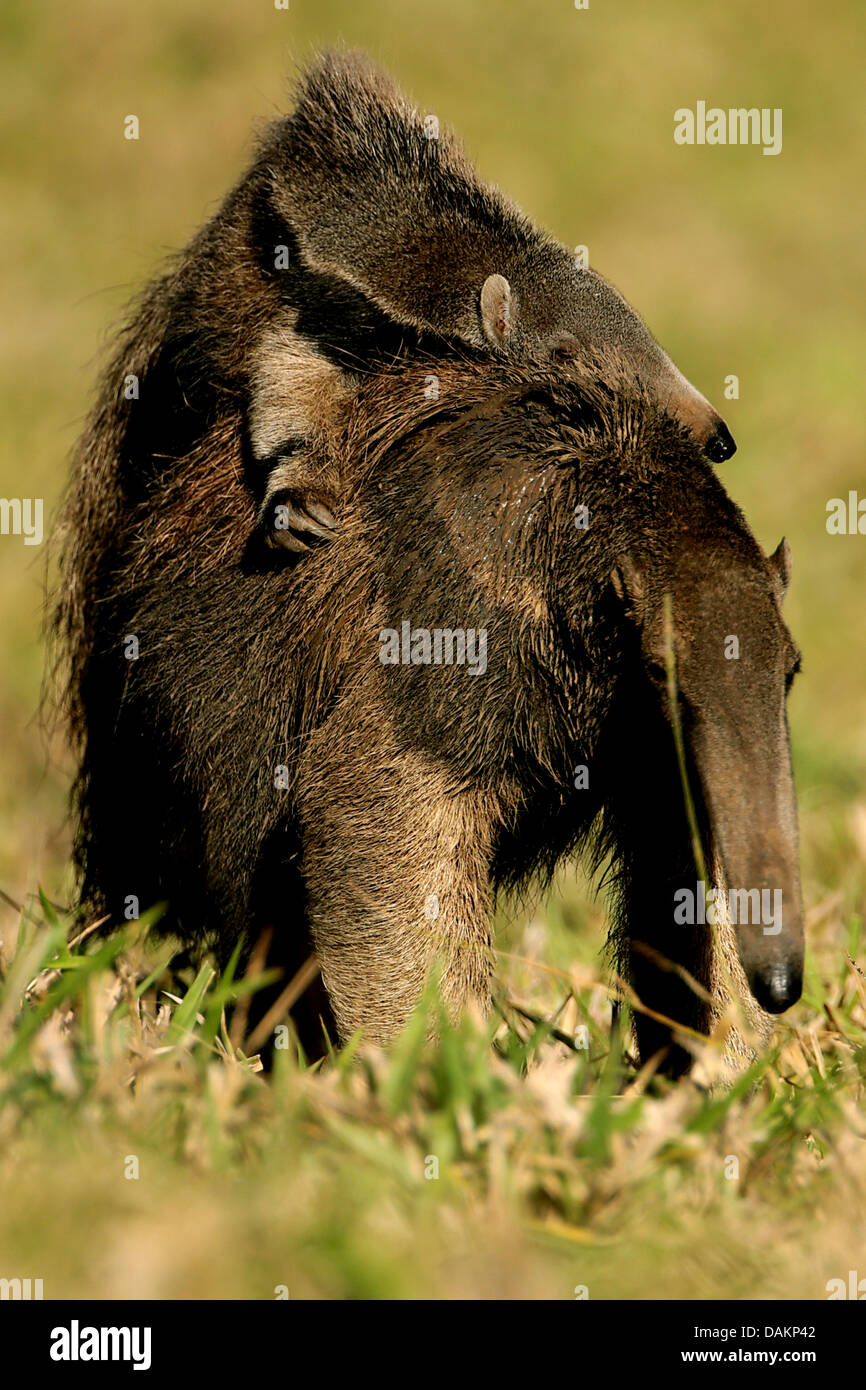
717, 821, 805, 1017
698, 739, 804, 1017
736, 872, 805, 1014
703, 420, 737, 464
748, 955, 803, 1014
663, 366, 737, 462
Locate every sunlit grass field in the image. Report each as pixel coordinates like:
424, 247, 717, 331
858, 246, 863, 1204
0, 0, 864, 1298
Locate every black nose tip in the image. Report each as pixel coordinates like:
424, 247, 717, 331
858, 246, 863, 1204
704, 422, 737, 463
750, 963, 803, 1014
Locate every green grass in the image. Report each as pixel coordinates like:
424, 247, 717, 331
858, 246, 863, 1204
1, 0, 865, 1298
0, 889, 864, 1300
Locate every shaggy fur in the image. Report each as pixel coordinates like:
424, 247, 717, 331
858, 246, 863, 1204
52, 53, 796, 1073
54, 330, 803, 1074
54, 50, 735, 637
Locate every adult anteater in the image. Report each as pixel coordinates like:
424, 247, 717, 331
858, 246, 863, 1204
54, 335, 803, 1075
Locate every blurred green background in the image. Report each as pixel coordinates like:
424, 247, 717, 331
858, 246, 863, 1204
0, 0, 864, 947
1, 0, 865, 1307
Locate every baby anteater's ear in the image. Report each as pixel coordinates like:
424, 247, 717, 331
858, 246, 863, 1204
479, 274, 514, 350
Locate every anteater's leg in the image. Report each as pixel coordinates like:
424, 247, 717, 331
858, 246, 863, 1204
603, 711, 713, 1077
615, 831, 714, 1078
296, 719, 495, 1044
610, 759, 772, 1077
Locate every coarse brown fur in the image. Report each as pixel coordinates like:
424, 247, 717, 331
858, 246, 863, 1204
53, 329, 803, 1076
53, 48, 736, 649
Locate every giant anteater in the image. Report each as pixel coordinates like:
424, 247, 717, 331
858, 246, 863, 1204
55, 331, 802, 1074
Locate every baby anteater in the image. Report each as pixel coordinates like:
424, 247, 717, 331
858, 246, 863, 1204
56, 49, 735, 605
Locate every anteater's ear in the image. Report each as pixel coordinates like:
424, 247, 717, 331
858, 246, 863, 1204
768, 537, 792, 596
480, 274, 514, 350
610, 554, 646, 624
